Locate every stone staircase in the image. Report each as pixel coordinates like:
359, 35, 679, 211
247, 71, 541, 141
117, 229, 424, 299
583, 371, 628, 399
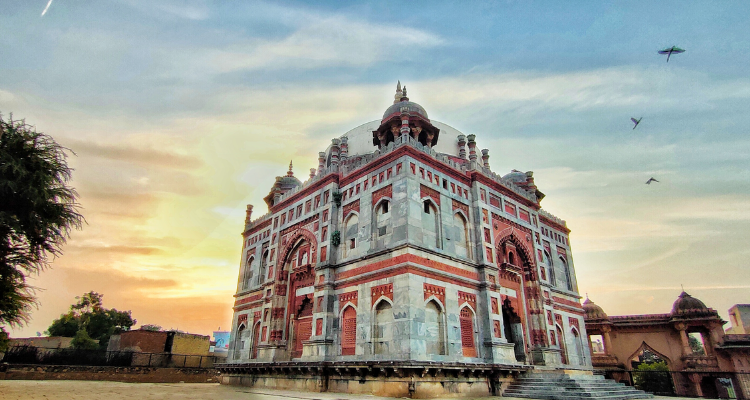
503, 372, 653, 400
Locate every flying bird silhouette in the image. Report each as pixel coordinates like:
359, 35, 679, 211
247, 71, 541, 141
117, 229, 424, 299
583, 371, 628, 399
646, 177, 659, 185
658, 46, 685, 62
631, 117, 642, 130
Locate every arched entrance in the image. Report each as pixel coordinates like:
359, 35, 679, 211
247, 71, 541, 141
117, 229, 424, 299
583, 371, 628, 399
292, 296, 313, 358
233, 324, 246, 360
502, 297, 526, 362
460, 307, 477, 358
556, 325, 568, 364
251, 322, 260, 359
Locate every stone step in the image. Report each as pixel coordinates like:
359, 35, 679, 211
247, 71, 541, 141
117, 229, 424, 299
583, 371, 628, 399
505, 387, 648, 396
502, 372, 652, 400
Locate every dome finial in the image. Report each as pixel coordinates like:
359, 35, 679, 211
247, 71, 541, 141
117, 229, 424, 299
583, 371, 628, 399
287, 160, 294, 177
394, 81, 403, 104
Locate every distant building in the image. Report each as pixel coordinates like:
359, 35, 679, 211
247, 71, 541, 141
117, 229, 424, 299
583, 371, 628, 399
584, 292, 750, 399
9, 337, 74, 349
108, 329, 211, 368
727, 304, 750, 334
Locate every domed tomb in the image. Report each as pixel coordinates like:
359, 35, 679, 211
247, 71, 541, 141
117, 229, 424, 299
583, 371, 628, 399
583, 298, 609, 321
372, 82, 440, 148
671, 291, 715, 317
263, 161, 302, 208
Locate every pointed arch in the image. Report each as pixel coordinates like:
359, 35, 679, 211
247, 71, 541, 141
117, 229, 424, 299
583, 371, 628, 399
421, 197, 442, 249
341, 304, 357, 356
276, 228, 318, 270
343, 212, 359, 258
373, 298, 394, 354
453, 210, 471, 259
627, 341, 672, 369
242, 256, 255, 290
570, 326, 586, 366
372, 197, 392, 240
251, 321, 261, 359
459, 305, 478, 358
556, 323, 568, 364
494, 229, 533, 268
425, 299, 447, 355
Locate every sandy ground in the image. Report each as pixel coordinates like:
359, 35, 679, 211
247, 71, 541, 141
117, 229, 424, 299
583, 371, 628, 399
0, 381, 690, 400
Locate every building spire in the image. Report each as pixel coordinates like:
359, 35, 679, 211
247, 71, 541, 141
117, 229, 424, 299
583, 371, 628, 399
394, 80, 403, 104
287, 160, 294, 177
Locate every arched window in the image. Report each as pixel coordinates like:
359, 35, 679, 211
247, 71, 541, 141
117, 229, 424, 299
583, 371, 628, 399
453, 213, 471, 259
556, 325, 568, 364
341, 306, 357, 356
558, 256, 572, 291
425, 300, 446, 355
251, 322, 260, 359
571, 327, 585, 366
374, 200, 391, 238
460, 307, 477, 358
421, 200, 441, 249
243, 256, 254, 290
258, 251, 269, 285
545, 251, 556, 286
508, 251, 516, 265
233, 324, 246, 360
373, 300, 393, 354
343, 213, 359, 258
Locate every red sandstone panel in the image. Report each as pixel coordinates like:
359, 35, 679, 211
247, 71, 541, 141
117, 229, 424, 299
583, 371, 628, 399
342, 306, 357, 356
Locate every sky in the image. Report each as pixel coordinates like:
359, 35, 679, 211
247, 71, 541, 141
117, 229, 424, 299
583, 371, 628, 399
2, 1, 749, 337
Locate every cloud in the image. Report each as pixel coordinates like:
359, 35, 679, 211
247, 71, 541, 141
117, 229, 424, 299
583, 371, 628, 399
41, 0, 53, 17
68, 140, 203, 170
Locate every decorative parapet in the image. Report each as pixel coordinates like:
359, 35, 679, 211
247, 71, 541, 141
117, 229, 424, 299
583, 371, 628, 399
539, 209, 567, 228
245, 212, 272, 233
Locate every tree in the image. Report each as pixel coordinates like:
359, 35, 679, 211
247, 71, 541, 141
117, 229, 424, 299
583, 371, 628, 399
140, 324, 162, 332
0, 114, 83, 329
70, 329, 99, 350
688, 334, 706, 355
47, 291, 136, 349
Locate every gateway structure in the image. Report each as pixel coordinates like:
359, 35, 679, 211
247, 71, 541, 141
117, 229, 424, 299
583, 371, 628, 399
219, 84, 591, 397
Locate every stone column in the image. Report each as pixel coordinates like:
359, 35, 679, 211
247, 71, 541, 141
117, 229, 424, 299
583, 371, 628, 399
340, 136, 349, 162
400, 112, 410, 140
481, 149, 490, 168
317, 152, 326, 176
467, 134, 477, 162
330, 138, 340, 169
458, 135, 467, 159
244, 205, 254, 225
602, 326, 613, 355
676, 323, 691, 357
309, 168, 316, 180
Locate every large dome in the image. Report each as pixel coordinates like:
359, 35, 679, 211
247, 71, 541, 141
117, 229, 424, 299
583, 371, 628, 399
671, 291, 712, 316
583, 298, 609, 321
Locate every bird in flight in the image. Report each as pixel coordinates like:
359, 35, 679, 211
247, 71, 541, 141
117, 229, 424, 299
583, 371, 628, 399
658, 46, 685, 62
631, 117, 642, 130
646, 177, 659, 185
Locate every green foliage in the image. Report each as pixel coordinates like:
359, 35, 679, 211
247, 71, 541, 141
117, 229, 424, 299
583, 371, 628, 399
688, 334, 706, 355
0, 326, 9, 352
71, 329, 99, 350
140, 324, 161, 331
633, 361, 672, 394
331, 230, 341, 247
0, 114, 83, 329
47, 291, 136, 350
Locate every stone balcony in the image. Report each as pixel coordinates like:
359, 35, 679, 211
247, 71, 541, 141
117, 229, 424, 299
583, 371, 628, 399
682, 354, 719, 369
591, 354, 619, 368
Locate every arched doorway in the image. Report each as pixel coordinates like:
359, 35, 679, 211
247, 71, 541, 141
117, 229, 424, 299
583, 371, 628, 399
460, 307, 477, 358
556, 325, 568, 364
292, 296, 313, 358
373, 300, 393, 355
570, 327, 585, 366
233, 324, 246, 360
502, 297, 526, 362
251, 322, 260, 359
341, 306, 357, 356
425, 300, 446, 355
